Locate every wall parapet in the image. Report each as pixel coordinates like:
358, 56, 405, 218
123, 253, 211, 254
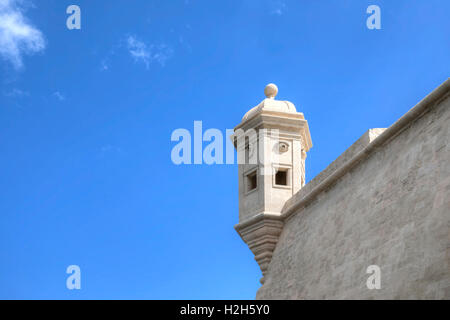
281, 78, 450, 220
292, 128, 387, 203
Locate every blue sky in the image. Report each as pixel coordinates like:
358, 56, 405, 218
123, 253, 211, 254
0, 0, 449, 299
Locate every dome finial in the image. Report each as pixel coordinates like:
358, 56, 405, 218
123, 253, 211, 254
264, 83, 278, 99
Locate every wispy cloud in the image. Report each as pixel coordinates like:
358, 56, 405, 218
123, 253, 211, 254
4, 87, 28, 97
99, 145, 123, 158
0, 0, 46, 69
100, 145, 122, 153
126, 35, 173, 69
269, 0, 286, 16
52, 91, 65, 101
100, 58, 109, 71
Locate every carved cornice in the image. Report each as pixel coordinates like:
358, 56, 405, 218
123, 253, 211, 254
234, 111, 313, 152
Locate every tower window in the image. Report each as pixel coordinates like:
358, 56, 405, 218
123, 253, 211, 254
275, 169, 288, 186
246, 171, 257, 192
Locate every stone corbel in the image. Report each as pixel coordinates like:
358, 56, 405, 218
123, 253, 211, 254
235, 213, 284, 284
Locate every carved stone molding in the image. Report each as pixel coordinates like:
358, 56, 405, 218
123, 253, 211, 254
235, 213, 284, 284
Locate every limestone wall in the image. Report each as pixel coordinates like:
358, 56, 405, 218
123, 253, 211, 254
257, 87, 450, 299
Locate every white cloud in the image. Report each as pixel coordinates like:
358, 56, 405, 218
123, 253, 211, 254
151, 43, 173, 67
271, 8, 282, 16
127, 35, 150, 67
100, 58, 109, 71
99, 144, 123, 158
269, 0, 286, 16
4, 87, 28, 97
52, 91, 65, 101
0, 0, 45, 69
126, 35, 173, 69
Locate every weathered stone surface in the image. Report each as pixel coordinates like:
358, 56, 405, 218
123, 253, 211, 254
256, 83, 450, 299
285, 128, 386, 210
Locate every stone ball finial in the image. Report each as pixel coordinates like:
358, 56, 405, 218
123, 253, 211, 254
264, 83, 278, 99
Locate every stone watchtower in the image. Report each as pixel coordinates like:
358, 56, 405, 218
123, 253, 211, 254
232, 84, 312, 284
